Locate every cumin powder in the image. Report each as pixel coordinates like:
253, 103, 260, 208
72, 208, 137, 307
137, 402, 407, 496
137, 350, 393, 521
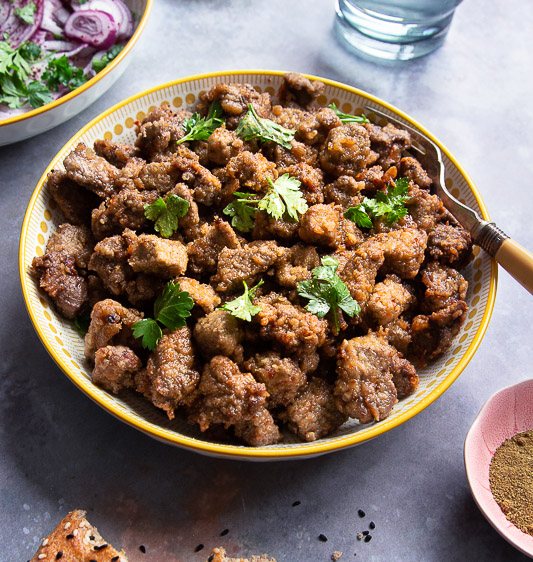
489, 429, 533, 535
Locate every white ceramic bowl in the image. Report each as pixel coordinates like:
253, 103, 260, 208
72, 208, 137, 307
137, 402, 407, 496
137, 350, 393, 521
0, 0, 152, 146
465, 379, 533, 558
20, 71, 497, 460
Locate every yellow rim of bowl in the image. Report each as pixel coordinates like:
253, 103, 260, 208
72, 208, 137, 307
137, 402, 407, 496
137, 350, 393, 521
0, 0, 153, 129
20, 70, 498, 459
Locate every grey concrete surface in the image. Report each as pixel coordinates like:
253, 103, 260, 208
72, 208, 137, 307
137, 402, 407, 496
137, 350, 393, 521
1, 1, 533, 560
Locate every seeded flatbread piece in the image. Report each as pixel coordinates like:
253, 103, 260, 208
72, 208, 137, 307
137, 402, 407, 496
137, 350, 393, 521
30, 509, 127, 562
207, 546, 276, 562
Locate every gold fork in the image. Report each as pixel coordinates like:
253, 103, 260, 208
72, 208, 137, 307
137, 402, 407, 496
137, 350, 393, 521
366, 105, 533, 295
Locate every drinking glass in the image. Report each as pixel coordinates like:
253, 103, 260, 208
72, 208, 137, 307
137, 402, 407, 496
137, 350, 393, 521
335, 0, 464, 61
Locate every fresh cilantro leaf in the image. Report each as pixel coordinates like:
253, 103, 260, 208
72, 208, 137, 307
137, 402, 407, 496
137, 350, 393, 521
258, 174, 308, 221
222, 191, 257, 233
19, 41, 41, 61
329, 103, 369, 124
345, 177, 410, 228
74, 307, 92, 336
344, 204, 373, 229
235, 103, 295, 149
132, 281, 194, 350
92, 44, 123, 73
297, 256, 360, 331
132, 318, 162, 352
27, 80, 53, 108
42, 55, 88, 92
144, 194, 190, 238
220, 280, 263, 322
176, 100, 224, 145
154, 281, 194, 330
14, 1, 36, 24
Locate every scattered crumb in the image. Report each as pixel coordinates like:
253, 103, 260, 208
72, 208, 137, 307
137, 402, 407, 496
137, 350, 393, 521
332, 551, 342, 561
357, 533, 363, 541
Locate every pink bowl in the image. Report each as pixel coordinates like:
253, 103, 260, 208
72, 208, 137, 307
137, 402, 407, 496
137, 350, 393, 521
464, 379, 533, 558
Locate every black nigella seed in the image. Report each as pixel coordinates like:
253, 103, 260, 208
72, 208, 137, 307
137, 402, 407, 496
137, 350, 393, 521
112, 558, 119, 562
208, 556, 215, 562
358, 509, 365, 518
56, 553, 63, 560
364, 535, 372, 543
318, 534, 328, 542
292, 501, 301, 507
93, 544, 108, 551
220, 529, 229, 536
66, 534, 74, 539
139, 545, 146, 553
89, 536, 95, 541
194, 544, 205, 552
362, 531, 369, 536
369, 521, 375, 530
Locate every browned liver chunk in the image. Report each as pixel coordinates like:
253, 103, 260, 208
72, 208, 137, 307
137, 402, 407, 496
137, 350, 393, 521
280, 378, 346, 442
45, 223, 94, 270
128, 234, 188, 278
319, 124, 371, 177
193, 309, 244, 361
190, 356, 268, 430
32, 250, 87, 319
92, 345, 142, 394
135, 328, 199, 419
234, 407, 281, 446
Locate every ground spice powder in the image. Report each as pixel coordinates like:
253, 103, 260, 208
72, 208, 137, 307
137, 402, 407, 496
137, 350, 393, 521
489, 429, 533, 535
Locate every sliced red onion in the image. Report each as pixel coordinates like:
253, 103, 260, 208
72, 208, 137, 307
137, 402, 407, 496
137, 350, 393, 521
64, 9, 118, 49
78, 0, 132, 40
30, 29, 54, 47
0, 3, 12, 30
43, 39, 83, 52
2, 0, 44, 48
40, 0, 65, 35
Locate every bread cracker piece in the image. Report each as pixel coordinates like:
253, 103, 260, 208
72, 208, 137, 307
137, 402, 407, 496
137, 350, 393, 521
30, 509, 128, 562
207, 546, 277, 562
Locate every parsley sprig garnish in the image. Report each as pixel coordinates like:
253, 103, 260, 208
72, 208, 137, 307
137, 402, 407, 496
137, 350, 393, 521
144, 194, 190, 238
235, 103, 295, 149
222, 192, 258, 233
297, 256, 359, 331
259, 174, 308, 221
74, 307, 92, 337
220, 279, 263, 321
344, 177, 410, 228
132, 281, 194, 351
329, 103, 369, 124
92, 45, 123, 72
176, 100, 224, 145
14, 1, 36, 25
222, 174, 308, 232
42, 55, 88, 92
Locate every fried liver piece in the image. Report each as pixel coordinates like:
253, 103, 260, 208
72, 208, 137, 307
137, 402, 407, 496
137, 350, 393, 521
198, 82, 272, 129
94, 138, 140, 167
275, 243, 319, 288
278, 72, 325, 109
421, 261, 468, 313
280, 378, 346, 442
372, 226, 428, 279
91, 188, 159, 240
365, 122, 411, 168
45, 223, 94, 270
234, 407, 282, 446
47, 169, 100, 226
136, 328, 200, 419
63, 142, 121, 198
226, 150, 278, 193
84, 298, 142, 360
427, 222, 473, 266
319, 123, 371, 177
324, 175, 364, 208
32, 250, 88, 319
399, 156, 432, 189
366, 274, 414, 326
191, 356, 268, 431
187, 219, 242, 275
244, 351, 306, 407
207, 127, 247, 165
212, 240, 286, 293
30, 509, 128, 562
299, 204, 363, 249
254, 292, 328, 357
175, 276, 221, 313
128, 234, 188, 278
92, 345, 142, 394
336, 332, 401, 423
193, 310, 244, 361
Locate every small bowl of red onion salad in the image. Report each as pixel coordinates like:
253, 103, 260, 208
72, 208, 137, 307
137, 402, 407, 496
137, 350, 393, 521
0, 0, 152, 145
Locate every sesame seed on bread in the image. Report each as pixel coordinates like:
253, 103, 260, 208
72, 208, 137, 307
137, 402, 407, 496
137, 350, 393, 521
30, 509, 127, 562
